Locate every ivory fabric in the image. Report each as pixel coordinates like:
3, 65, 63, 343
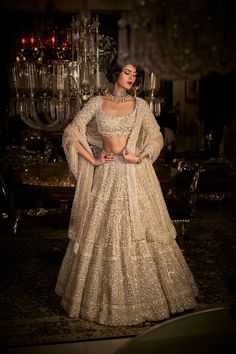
55, 96, 198, 326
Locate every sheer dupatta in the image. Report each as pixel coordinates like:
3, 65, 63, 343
62, 96, 164, 253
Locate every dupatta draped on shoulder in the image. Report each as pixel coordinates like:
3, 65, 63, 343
62, 96, 164, 253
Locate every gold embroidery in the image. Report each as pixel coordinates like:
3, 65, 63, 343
55, 96, 198, 326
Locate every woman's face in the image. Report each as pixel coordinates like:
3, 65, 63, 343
115, 64, 137, 91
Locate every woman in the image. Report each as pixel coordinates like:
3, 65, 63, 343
55, 61, 198, 326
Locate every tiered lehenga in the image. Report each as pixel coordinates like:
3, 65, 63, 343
55, 96, 198, 326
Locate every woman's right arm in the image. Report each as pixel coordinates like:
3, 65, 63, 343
76, 141, 114, 166
63, 97, 114, 167
62, 97, 98, 166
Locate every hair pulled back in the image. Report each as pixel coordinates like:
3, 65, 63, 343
106, 58, 143, 84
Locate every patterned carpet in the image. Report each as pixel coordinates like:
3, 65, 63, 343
0, 200, 236, 348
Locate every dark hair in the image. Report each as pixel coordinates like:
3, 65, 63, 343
106, 58, 143, 84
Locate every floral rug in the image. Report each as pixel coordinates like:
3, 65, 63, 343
0, 201, 236, 348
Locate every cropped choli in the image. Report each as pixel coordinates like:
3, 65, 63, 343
96, 103, 137, 136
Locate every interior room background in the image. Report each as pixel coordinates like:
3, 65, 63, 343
0, 0, 236, 156
0, 1, 236, 350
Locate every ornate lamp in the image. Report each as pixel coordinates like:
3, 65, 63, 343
9, 12, 116, 132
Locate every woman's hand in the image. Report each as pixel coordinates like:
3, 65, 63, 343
122, 148, 140, 164
93, 151, 115, 166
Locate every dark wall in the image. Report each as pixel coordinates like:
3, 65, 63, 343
199, 69, 236, 155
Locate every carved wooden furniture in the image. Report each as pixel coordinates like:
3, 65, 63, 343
154, 160, 200, 247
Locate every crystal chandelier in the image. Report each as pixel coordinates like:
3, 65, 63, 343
9, 13, 116, 132
118, 0, 236, 80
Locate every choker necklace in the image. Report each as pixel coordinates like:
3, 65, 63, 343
105, 90, 131, 103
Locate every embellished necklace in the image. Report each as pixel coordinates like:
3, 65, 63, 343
104, 90, 132, 103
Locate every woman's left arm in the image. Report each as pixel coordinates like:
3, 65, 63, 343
123, 100, 164, 164
122, 147, 148, 164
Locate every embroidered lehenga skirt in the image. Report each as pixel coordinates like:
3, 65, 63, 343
55, 156, 198, 326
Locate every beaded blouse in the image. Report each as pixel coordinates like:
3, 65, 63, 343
96, 99, 137, 137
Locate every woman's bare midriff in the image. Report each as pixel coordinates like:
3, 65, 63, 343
100, 98, 136, 155
101, 135, 129, 155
